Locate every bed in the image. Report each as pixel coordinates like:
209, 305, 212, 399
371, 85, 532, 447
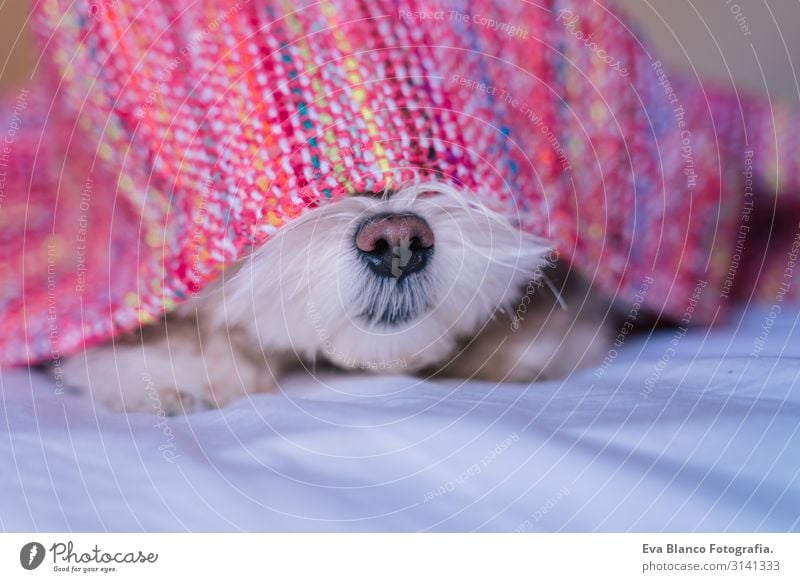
1, 306, 798, 532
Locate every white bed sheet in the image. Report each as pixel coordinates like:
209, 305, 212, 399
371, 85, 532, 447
1, 307, 799, 532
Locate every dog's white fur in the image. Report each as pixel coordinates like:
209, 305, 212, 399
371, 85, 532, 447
62, 181, 610, 413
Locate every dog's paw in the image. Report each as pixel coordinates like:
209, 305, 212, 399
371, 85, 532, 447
441, 306, 611, 383
62, 344, 215, 414
145, 383, 214, 416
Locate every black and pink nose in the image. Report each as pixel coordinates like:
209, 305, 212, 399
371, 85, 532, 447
354, 213, 434, 278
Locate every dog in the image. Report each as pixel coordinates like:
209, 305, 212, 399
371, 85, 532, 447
13, 0, 793, 413
62, 181, 611, 413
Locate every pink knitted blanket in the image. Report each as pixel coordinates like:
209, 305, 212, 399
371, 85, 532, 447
1, 0, 798, 366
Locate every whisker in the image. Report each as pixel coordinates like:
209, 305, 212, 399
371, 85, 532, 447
540, 272, 568, 310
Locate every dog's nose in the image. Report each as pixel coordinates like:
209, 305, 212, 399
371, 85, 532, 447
355, 213, 434, 278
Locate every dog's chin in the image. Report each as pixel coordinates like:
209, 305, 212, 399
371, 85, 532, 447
313, 319, 458, 374
216, 181, 553, 374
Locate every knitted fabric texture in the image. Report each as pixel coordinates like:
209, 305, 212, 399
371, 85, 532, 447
1, 0, 798, 365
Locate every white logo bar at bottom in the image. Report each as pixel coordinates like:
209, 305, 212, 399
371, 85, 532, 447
1, 534, 797, 581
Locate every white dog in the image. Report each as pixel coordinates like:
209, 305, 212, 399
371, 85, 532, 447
62, 182, 611, 413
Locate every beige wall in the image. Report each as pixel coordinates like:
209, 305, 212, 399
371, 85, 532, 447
615, 0, 800, 100
2, 1, 799, 97
0, 1, 33, 86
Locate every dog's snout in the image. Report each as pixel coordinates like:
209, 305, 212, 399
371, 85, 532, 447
355, 213, 434, 278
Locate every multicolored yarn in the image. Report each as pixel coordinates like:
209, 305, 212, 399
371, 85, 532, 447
1, 0, 798, 365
